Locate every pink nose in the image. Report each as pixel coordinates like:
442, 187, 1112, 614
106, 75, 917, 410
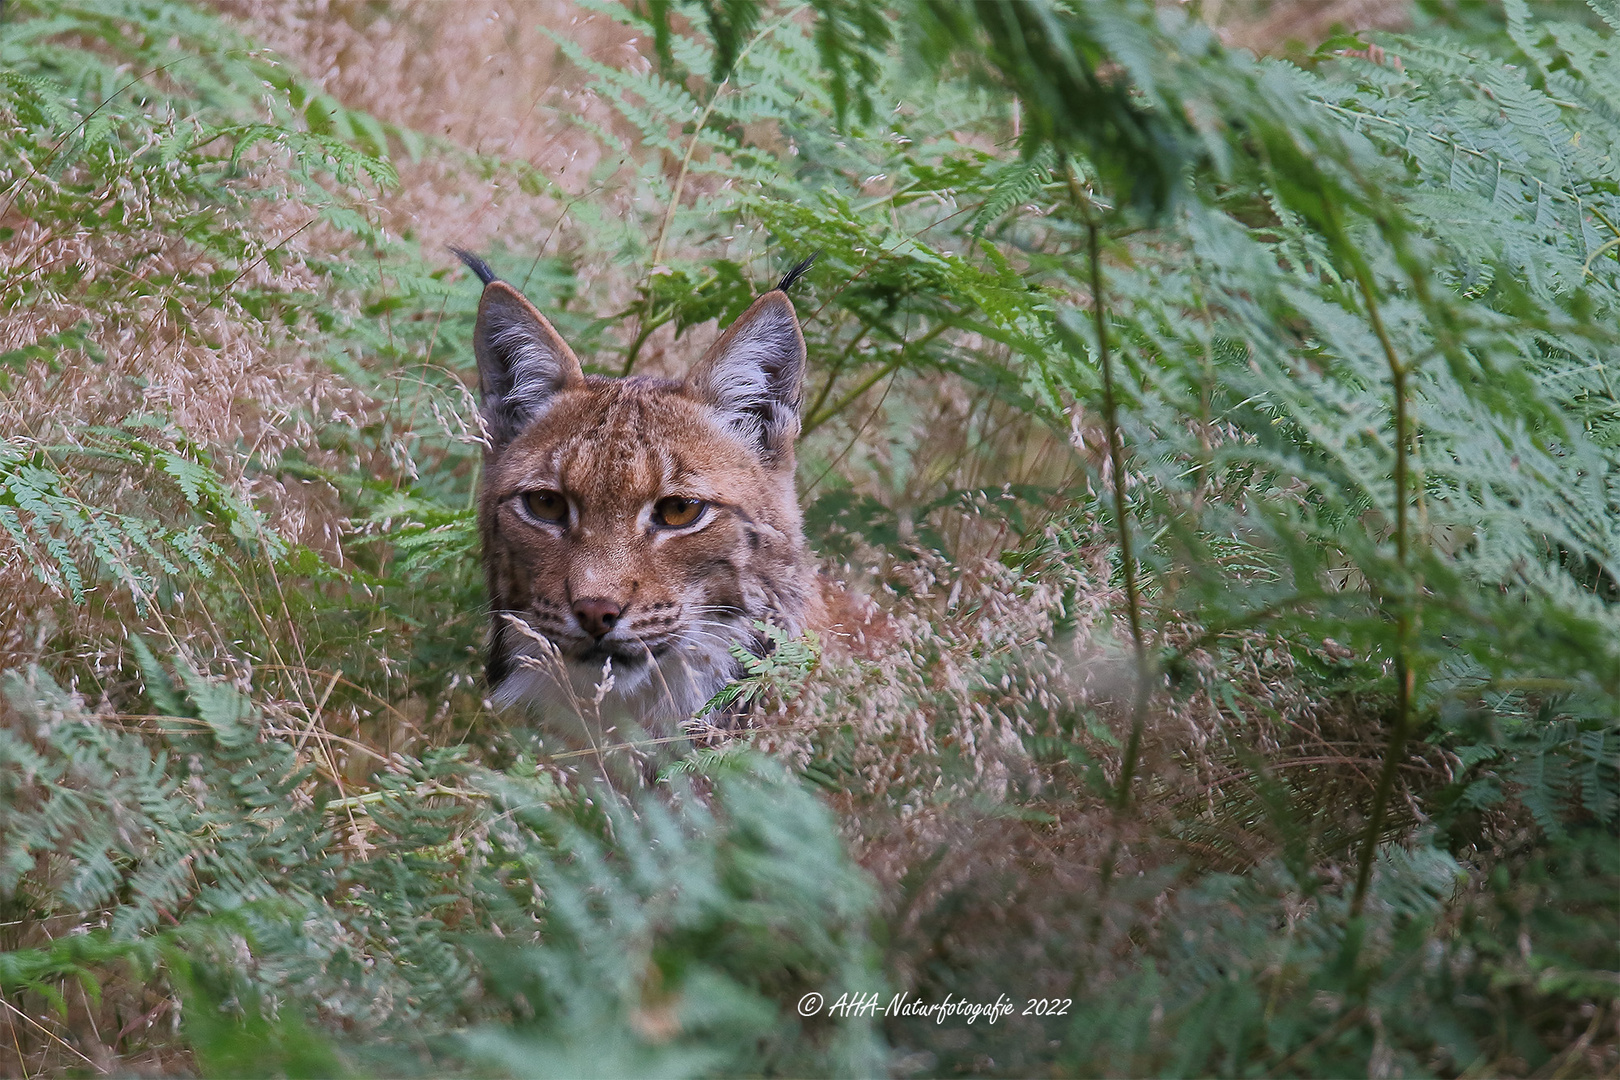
572, 598, 622, 639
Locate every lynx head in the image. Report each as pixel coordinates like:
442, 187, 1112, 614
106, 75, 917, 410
456, 249, 817, 731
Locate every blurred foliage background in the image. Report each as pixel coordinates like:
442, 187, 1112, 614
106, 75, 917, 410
0, 0, 1616, 1075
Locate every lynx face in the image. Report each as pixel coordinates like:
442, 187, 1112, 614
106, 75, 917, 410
460, 252, 816, 731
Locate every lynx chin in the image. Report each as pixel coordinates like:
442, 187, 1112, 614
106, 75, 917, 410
454, 248, 822, 735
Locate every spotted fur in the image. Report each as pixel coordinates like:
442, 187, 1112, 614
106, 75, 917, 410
459, 251, 819, 735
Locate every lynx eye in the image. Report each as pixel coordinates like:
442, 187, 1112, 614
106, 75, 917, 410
520, 490, 568, 524
653, 496, 705, 529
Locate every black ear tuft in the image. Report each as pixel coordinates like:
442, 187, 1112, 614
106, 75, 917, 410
776, 251, 818, 293
685, 292, 806, 467
450, 245, 499, 286
472, 282, 585, 448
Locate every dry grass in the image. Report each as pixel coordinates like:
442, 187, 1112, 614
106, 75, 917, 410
0, 159, 358, 683
1205, 0, 1411, 54
220, 1, 663, 338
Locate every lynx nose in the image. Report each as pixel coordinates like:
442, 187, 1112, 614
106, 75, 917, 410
572, 597, 622, 639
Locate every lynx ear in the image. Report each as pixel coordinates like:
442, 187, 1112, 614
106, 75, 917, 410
472, 280, 585, 448
685, 291, 806, 467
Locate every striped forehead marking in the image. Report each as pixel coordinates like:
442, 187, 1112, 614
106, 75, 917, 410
556, 387, 672, 498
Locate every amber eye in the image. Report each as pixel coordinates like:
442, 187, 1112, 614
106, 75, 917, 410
653, 496, 705, 528
521, 490, 568, 523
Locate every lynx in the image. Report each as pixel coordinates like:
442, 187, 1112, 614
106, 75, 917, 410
454, 248, 822, 737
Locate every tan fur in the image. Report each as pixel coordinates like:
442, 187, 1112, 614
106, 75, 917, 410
466, 266, 819, 737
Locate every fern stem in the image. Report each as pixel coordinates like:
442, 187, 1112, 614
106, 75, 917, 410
649, 14, 789, 270
802, 323, 947, 436
651, 75, 727, 271
804, 322, 875, 427
638, 19, 783, 378
1082, 207, 1149, 812
1349, 262, 1420, 918
620, 308, 672, 376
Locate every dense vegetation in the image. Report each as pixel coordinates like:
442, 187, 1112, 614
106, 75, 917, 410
1, 0, 1615, 1075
